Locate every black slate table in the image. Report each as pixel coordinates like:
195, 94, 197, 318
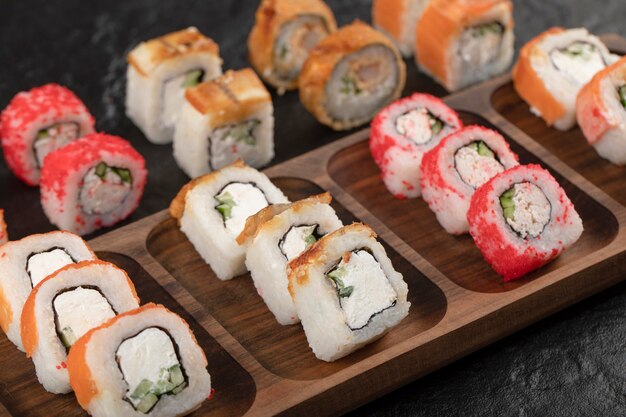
1, 0, 626, 415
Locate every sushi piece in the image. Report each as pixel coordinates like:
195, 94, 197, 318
0, 209, 7, 245
421, 125, 519, 234
40, 133, 147, 236
237, 193, 343, 325
0, 231, 96, 351
576, 56, 626, 165
21, 260, 140, 394
415, 0, 515, 92
173, 69, 275, 178
369, 93, 463, 199
170, 160, 289, 280
299, 21, 406, 131
0, 83, 95, 186
248, 0, 337, 94
288, 223, 410, 361
372, 0, 431, 57
468, 164, 583, 281
126, 27, 223, 144
513, 27, 618, 131
67, 303, 211, 417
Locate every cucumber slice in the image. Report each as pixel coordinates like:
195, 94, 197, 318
215, 192, 236, 220
171, 382, 187, 395
619, 85, 626, 109
500, 187, 516, 220
503, 206, 515, 220
95, 162, 107, 179
152, 379, 175, 396
181, 69, 204, 88
59, 327, 76, 349
327, 267, 354, 298
130, 379, 154, 400
169, 364, 185, 387
304, 233, 317, 246
112, 167, 132, 184
477, 141, 496, 158
36, 128, 50, 140
136, 393, 159, 414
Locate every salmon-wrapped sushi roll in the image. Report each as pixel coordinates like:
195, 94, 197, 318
513, 27, 618, 131
421, 125, 519, 234
369, 93, 463, 199
415, 0, 515, 92
0, 209, 7, 245
576, 56, 626, 165
372, 0, 431, 57
21, 261, 140, 394
468, 164, 583, 281
299, 21, 406, 131
248, 0, 337, 94
67, 303, 211, 417
0, 84, 95, 186
40, 133, 147, 236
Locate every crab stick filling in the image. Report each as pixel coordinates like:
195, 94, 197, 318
459, 22, 505, 69
33, 122, 80, 168
454, 140, 504, 188
214, 182, 269, 238
79, 162, 133, 215
394, 108, 444, 145
209, 119, 261, 170
500, 182, 551, 239
26, 248, 76, 287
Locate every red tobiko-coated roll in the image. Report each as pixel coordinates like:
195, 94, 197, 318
468, 164, 583, 281
0, 84, 95, 186
40, 133, 147, 236
369, 93, 462, 199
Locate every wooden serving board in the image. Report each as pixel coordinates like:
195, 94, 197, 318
1, 34, 625, 417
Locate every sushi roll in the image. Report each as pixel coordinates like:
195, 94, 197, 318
21, 260, 140, 394
0, 83, 95, 186
67, 303, 211, 417
173, 68, 275, 178
0, 209, 7, 245
288, 223, 410, 361
576, 56, 626, 165
299, 21, 406, 131
237, 193, 343, 325
40, 133, 147, 236
170, 160, 289, 280
372, 0, 431, 57
369, 93, 463, 199
126, 27, 223, 144
0, 231, 96, 351
248, 0, 337, 94
468, 164, 583, 281
513, 27, 618, 131
415, 0, 515, 92
420, 125, 519, 234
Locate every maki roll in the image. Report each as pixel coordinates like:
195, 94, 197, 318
299, 21, 406, 131
415, 0, 515, 92
0, 209, 7, 245
468, 164, 583, 281
369, 93, 463, 199
170, 160, 289, 280
237, 193, 343, 325
40, 133, 147, 236
513, 27, 618, 131
126, 27, 223, 144
0, 83, 95, 186
67, 303, 211, 417
576, 56, 626, 165
21, 261, 140, 394
288, 223, 410, 361
173, 68, 275, 178
372, 0, 431, 57
248, 0, 337, 94
420, 125, 519, 234
0, 231, 96, 351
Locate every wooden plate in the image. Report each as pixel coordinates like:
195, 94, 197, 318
1, 35, 625, 417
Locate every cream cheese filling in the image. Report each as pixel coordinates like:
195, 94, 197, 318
215, 182, 269, 238
26, 248, 75, 287
279, 224, 317, 261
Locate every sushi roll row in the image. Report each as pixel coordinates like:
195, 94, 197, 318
369, 93, 583, 281
170, 160, 410, 361
0, 231, 212, 417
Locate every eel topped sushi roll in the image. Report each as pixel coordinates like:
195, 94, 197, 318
237, 193, 343, 325
299, 21, 406, 130
468, 164, 583, 281
173, 68, 275, 178
576, 56, 626, 165
415, 0, 515, 92
370, 93, 463, 198
0, 231, 96, 350
21, 260, 140, 394
288, 223, 410, 361
248, 0, 337, 94
513, 27, 619, 131
0, 209, 7, 245
372, 0, 431, 57
420, 125, 519, 234
170, 160, 289, 280
67, 303, 212, 417
0, 83, 95, 185
126, 27, 223, 144
40, 133, 147, 236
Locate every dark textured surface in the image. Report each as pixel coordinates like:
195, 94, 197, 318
1, 0, 625, 416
